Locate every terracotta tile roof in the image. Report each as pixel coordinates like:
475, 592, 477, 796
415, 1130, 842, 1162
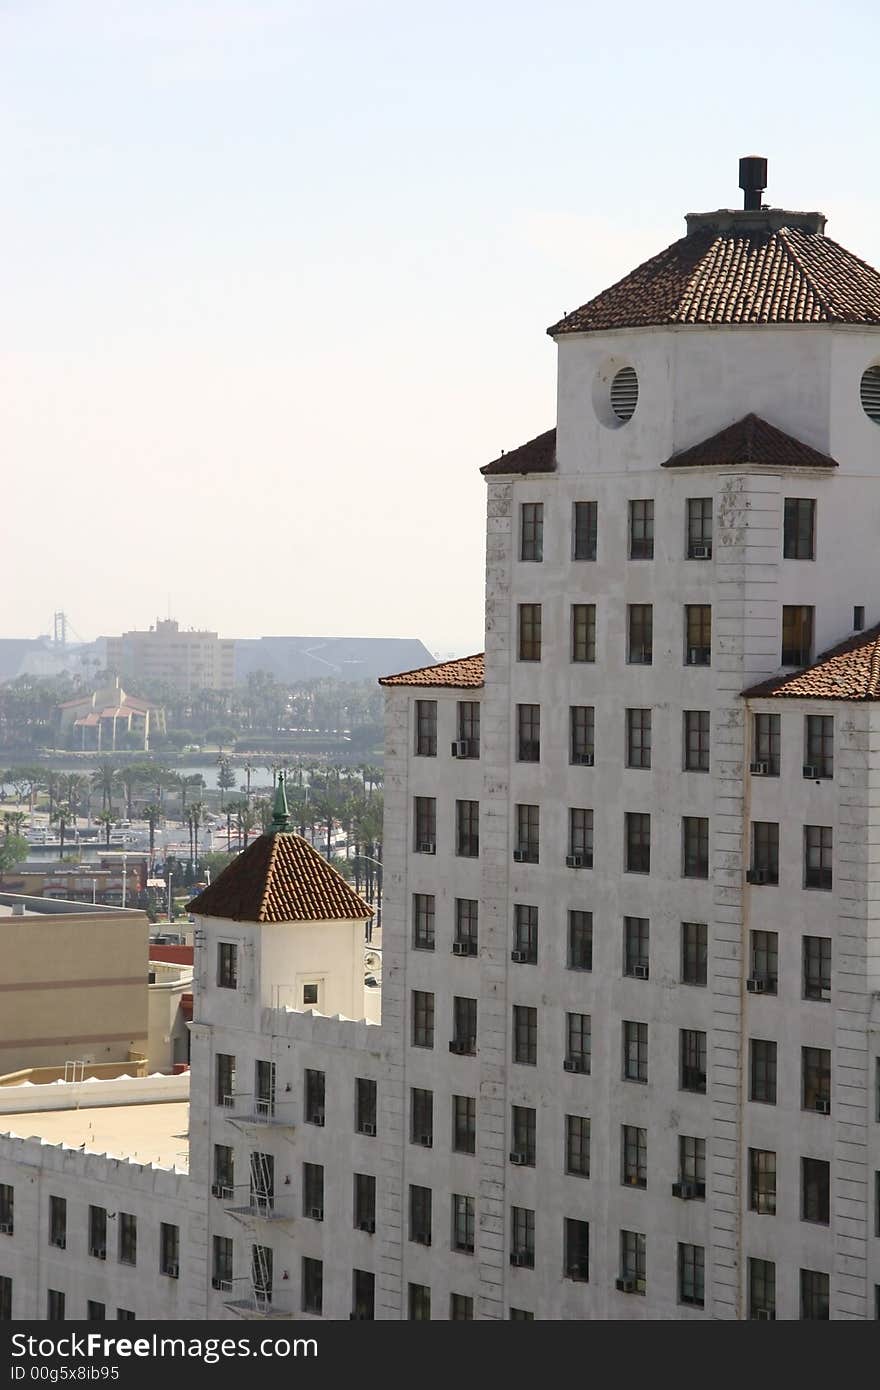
743, 624, 880, 701
548, 220, 880, 336
481, 428, 557, 476
662, 413, 838, 470
378, 653, 485, 688
187, 832, 373, 923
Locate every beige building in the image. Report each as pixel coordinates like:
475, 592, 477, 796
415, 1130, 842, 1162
0, 894, 149, 1075
56, 678, 165, 752
104, 619, 235, 695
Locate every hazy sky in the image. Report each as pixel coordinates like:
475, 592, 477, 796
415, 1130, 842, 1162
2, 0, 878, 657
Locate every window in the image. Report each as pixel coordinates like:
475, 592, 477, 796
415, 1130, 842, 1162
410, 1087, 433, 1147
412, 991, 435, 1049
212, 1235, 233, 1291
513, 904, 538, 964
623, 917, 649, 979
803, 936, 832, 1000
687, 498, 713, 558
452, 997, 477, 1055
622, 1125, 647, 1188
627, 605, 652, 664
511, 1106, 536, 1166
625, 812, 650, 873
804, 825, 833, 890
681, 923, 707, 986
749, 930, 778, 993
454, 898, 478, 952
685, 605, 711, 665
415, 700, 437, 756
116, 1309, 135, 1322
683, 817, 709, 879
800, 1269, 829, 1321
354, 1173, 376, 1232
118, 1212, 137, 1267
356, 1077, 377, 1135
509, 1307, 534, 1321
784, 497, 816, 560
414, 797, 436, 853
304, 1068, 324, 1125
160, 1223, 179, 1277
750, 1039, 777, 1104
570, 705, 595, 764
749, 822, 779, 885
413, 893, 435, 951
452, 1095, 476, 1155
451, 1194, 475, 1254
568, 808, 594, 866
518, 604, 542, 661
409, 1185, 432, 1246
626, 708, 651, 769
302, 984, 318, 1006
457, 701, 480, 757
803, 1047, 831, 1114
565, 1115, 590, 1177
514, 804, 539, 863
568, 910, 593, 971
47, 1290, 65, 1321
678, 1136, 706, 1195
409, 1284, 431, 1320
217, 942, 238, 989
86, 1301, 105, 1321
572, 604, 597, 662
0, 1276, 11, 1321
254, 1059, 276, 1118
513, 1005, 537, 1066
564, 1218, 589, 1282
805, 715, 833, 778
510, 1207, 535, 1268
782, 605, 814, 666
566, 1013, 591, 1074
455, 799, 480, 858
213, 1145, 234, 1199
216, 1052, 235, 1107
749, 1148, 776, 1215
684, 710, 710, 772
573, 500, 598, 560
623, 1021, 648, 1083
352, 1269, 375, 1321
802, 1157, 830, 1224
678, 1243, 705, 1307
629, 499, 654, 559
749, 1258, 776, 1320
450, 1293, 473, 1320
49, 1195, 66, 1250
301, 1256, 322, 1315
680, 1030, 707, 1094
0, 1185, 12, 1236
516, 704, 541, 762
520, 502, 544, 561
855, 606, 866, 631
619, 1230, 646, 1293
751, 713, 780, 776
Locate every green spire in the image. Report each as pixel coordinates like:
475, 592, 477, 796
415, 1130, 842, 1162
271, 771, 290, 833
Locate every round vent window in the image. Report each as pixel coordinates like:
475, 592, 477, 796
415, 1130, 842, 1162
861, 365, 880, 424
610, 366, 639, 423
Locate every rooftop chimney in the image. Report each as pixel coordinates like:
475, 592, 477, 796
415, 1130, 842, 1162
739, 155, 767, 211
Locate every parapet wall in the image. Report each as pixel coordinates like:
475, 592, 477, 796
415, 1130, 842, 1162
0, 1072, 189, 1116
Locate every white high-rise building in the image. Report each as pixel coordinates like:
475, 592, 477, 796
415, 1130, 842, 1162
4, 157, 880, 1322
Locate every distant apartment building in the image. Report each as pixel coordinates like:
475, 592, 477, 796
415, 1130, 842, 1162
104, 620, 235, 695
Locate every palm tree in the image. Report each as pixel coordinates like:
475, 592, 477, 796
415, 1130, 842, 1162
142, 804, 161, 864
189, 801, 204, 872
64, 774, 86, 821
119, 763, 150, 820
92, 765, 118, 816
50, 803, 71, 857
174, 773, 204, 818
97, 811, 114, 849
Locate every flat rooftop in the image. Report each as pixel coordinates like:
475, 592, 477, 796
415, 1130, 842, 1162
0, 1101, 189, 1171
0, 892, 144, 920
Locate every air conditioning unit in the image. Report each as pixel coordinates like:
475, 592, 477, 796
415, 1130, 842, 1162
308, 1206, 324, 1221
451, 740, 470, 758
310, 1108, 325, 1127
222, 1094, 235, 1108
815, 1098, 831, 1115
417, 841, 436, 854
573, 752, 594, 766
564, 1056, 587, 1074
360, 1122, 376, 1137
565, 854, 583, 868
51, 1237, 66, 1250
88, 1244, 105, 1259
449, 1039, 474, 1055
211, 1183, 232, 1199
633, 963, 649, 979
0, 1222, 13, 1235
750, 761, 769, 775
746, 976, 766, 994
671, 1181, 696, 1200
566, 1263, 588, 1281
211, 1277, 232, 1292
687, 647, 707, 665
746, 868, 768, 885
451, 941, 470, 956
165, 1264, 179, 1279
509, 1152, 528, 1165
689, 544, 711, 559
754, 1309, 773, 1321
616, 1278, 636, 1293
513, 849, 527, 863
357, 1219, 375, 1234
510, 1251, 529, 1268
415, 1133, 432, 1147
820, 987, 831, 1001
802, 764, 820, 778
511, 949, 530, 963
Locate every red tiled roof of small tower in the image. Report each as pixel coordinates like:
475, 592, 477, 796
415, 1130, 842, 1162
481, 428, 557, 476
743, 624, 880, 701
378, 653, 485, 688
187, 831, 373, 923
661, 414, 839, 470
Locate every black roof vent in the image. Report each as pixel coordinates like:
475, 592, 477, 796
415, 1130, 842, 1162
739, 155, 768, 211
